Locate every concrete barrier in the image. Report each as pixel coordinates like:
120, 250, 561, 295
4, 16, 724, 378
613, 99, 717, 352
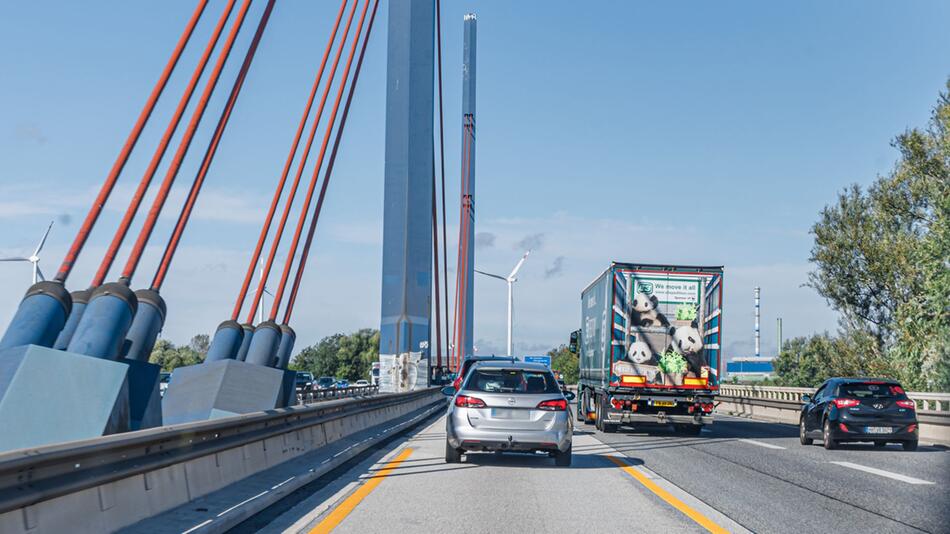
0, 388, 442, 534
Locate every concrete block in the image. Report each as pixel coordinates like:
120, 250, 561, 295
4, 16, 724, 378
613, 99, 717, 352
122, 358, 162, 430
0, 344, 129, 451
161, 360, 285, 425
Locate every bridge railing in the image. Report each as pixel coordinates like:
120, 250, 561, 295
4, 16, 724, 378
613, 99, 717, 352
719, 384, 950, 414
295, 384, 379, 405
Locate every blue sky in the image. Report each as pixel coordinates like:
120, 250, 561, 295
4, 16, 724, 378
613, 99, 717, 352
1, 1, 948, 359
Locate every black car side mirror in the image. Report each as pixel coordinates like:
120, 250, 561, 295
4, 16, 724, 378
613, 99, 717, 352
801, 394, 811, 404
440, 386, 456, 396
563, 391, 576, 401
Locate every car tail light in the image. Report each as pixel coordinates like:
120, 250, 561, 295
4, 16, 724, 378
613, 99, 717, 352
453, 376, 462, 391
455, 395, 486, 408
833, 398, 860, 408
610, 398, 623, 409
839, 423, 851, 432
896, 400, 916, 410
906, 424, 917, 433
537, 398, 567, 411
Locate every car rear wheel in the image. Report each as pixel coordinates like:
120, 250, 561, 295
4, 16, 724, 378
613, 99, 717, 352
823, 419, 837, 450
799, 419, 813, 445
902, 440, 918, 452
554, 444, 572, 467
445, 441, 462, 463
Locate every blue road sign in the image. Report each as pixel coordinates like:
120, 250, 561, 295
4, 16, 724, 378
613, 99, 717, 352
523, 355, 551, 367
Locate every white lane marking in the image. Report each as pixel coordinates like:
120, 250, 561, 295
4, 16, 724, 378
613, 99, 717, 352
181, 519, 212, 534
829, 461, 936, 485
216, 490, 269, 517
271, 476, 296, 490
738, 439, 786, 450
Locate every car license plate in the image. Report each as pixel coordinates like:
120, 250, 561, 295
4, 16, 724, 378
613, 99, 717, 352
491, 409, 529, 419
865, 426, 893, 434
653, 400, 676, 408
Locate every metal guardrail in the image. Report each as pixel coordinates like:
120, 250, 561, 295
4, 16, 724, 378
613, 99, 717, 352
294, 384, 378, 405
719, 384, 950, 415
0, 388, 434, 515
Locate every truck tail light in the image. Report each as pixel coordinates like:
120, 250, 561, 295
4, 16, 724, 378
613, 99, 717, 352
896, 400, 916, 410
455, 395, 486, 408
537, 399, 567, 411
620, 375, 646, 385
701, 403, 714, 413
610, 398, 623, 409
833, 398, 860, 409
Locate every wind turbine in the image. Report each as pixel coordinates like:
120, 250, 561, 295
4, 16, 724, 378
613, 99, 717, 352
475, 250, 530, 357
258, 257, 275, 324
1, 221, 53, 284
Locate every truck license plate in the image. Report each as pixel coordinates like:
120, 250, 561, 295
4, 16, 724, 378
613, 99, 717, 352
653, 400, 676, 407
865, 426, 893, 434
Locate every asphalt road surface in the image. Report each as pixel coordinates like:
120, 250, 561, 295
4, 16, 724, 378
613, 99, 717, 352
234, 412, 948, 534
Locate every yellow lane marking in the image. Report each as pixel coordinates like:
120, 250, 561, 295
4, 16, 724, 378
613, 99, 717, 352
606, 455, 729, 534
308, 447, 414, 534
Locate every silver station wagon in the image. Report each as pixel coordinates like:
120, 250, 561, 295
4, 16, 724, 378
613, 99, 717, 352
442, 362, 575, 466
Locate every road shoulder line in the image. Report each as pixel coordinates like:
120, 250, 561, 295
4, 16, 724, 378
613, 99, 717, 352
587, 435, 751, 534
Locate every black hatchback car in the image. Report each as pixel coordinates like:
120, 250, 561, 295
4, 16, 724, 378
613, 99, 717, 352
800, 378, 918, 451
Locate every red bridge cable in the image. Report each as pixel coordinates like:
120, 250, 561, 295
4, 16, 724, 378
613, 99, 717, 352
244, 0, 361, 324
54, 0, 209, 283
453, 124, 474, 370
436, 0, 450, 365
92, 0, 237, 287
120, 0, 254, 282
229, 0, 349, 320
268, 0, 371, 322
151, 0, 277, 291
282, 0, 380, 324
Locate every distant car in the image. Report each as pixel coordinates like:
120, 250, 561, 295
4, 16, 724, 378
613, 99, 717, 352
336, 379, 350, 389
295, 372, 314, 392
355, 379, 370, 387
315, 376, 336, 390
800, 378, 918, 451
159, 372, 171, 396
453, 355, 518, 391
443, 361, 575, 466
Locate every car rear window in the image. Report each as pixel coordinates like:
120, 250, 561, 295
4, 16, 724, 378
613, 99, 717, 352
464, 369, 560, 394
840, 382, 907, 399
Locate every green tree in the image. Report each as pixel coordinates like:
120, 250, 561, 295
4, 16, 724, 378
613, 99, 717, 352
549, 344, 579, 384
806, 81, 950, 390
291, 329, 380, 380
148, 338, 204, 371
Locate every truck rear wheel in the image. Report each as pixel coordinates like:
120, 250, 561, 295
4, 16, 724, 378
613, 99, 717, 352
600, 395, 617, 433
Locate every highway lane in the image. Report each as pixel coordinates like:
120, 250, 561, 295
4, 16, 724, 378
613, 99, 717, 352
244, 415, 746, 533
236, 412, 947, 534
593, 414, 950, 534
